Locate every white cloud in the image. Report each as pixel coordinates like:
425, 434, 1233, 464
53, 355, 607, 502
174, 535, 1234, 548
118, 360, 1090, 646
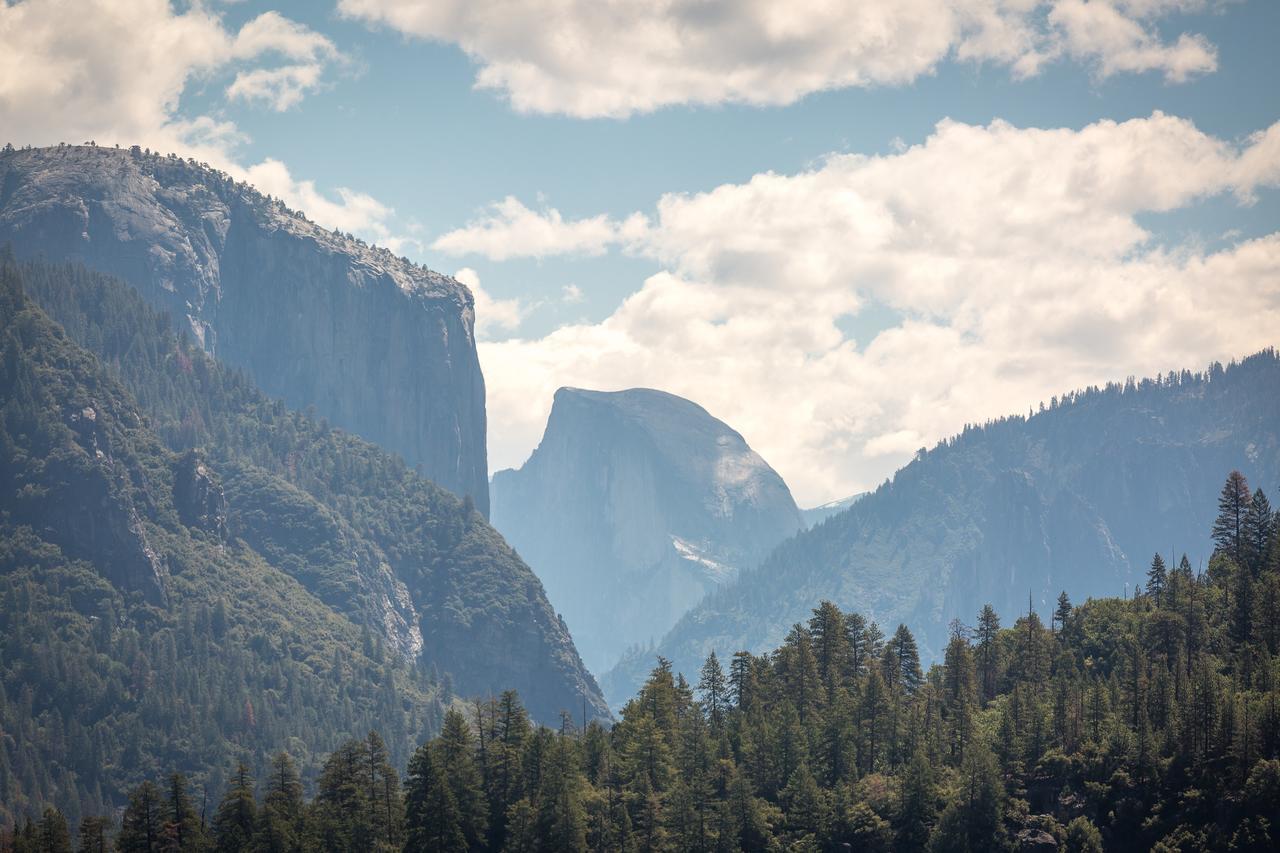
479, 113, 1280, 505
1049, 0, 1216, 82
0, 1, 388, 242
339, 0, 1220, 118
227, 11, 343, 110
561, 284, 584, 304
454, 268, 528, 340
432, 197, 648, 260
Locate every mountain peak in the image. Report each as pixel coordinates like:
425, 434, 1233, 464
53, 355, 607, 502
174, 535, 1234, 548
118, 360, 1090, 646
493, 386, 803, 681
0, 143, 490, 514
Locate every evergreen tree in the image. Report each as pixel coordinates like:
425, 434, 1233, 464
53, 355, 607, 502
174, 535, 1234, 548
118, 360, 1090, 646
364, 731, 404, 850
434, 710, 486, 849
897, 750, 937, 852
1213, 470, 1252, 564
928, 746, 1004, 853
314, 740, 372, 852
76, 816, 112, 853
974, 606, 1001, 705
1053, 591, 1072, 634
1147, 553, 1168, 606
1243, 488, 1273, 573
253, 752, 303, 853
1063, 817, 1103, 853
808, 601, 850, 702
37, 809, 71, 853
212, 763, 256, 853
696, 652, 728, 731
883, 625, 923, 694
118, 782, 163, 853
161, 774, 204, 853
403, 744, 466, 853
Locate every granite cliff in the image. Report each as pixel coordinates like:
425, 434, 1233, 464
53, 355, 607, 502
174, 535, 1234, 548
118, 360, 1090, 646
606, 352, 1280, 699
491, 387, 804, 680
10, 257, 607, 726
0, 144, 489, 514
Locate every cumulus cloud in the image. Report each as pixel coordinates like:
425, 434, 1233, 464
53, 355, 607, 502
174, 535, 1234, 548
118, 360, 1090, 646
339, 0, 1220, 117
0, 1, 386, 240
432, 197, 648, 261
454, 268, 529, 340
227, 11, 343, 110
478, 114, 1280, 504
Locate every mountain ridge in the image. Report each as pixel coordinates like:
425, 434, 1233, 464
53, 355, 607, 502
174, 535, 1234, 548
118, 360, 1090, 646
6, 256, 607, 727
603, 351, 1280, 699
0, 143, 490, 514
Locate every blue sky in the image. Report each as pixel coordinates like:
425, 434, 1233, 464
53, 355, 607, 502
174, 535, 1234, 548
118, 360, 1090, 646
193, 0, 1280, 336
3, 0, 1278, 503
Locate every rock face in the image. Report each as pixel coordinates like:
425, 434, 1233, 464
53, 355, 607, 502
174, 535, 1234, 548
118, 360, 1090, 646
611, 352, 1280, 699
0, 145, 489, 514
13, 256, 607, 726
491, 387, 804, 677
173, 450, 228, 540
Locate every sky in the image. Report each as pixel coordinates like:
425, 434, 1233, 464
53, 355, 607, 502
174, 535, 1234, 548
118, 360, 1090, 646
2, 0, 1278, 505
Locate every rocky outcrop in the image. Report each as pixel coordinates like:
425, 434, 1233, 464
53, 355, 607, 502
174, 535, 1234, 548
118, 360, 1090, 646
173, 450, 228, 540
610, 352, 1280, 700
491, 387, 804, 678
0, 145, 489, 515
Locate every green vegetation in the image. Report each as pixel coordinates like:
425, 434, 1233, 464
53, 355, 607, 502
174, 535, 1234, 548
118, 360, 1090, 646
13, 255, 601, 727
0, 259, 447, 827
12, 470, 1278, 851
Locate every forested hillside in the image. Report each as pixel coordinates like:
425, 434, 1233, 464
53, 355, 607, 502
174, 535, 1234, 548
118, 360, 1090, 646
11, 257, 605, 727
0, 257, 603, 830
609, 352, 1280, 700
15, 473, 1280, 851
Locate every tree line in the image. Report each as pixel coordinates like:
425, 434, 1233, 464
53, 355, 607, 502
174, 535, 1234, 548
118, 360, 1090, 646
6, 470, 1280, 851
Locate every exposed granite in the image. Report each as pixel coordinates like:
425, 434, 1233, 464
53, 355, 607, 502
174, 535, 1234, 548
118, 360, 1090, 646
0, 144, 489, 515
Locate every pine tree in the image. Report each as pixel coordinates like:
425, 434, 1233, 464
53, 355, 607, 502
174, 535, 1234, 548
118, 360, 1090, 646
975, 606, 1001, 705
1053, 591, 1072, 634
37, 809, 71, 853
161, 774, 204, 853
778, 624, 823, 722
728, 652, 757, 713
882, 625, 923, 694
76, 816, 112, 853
1213, 471, 1252, 564
251, 752, 303, 853
364, 731, 404, 850
118, 782, 163, 853
928, 745, 1004, 853
808, 601, 850, 702
942, 629, 976, 763
697, 652, 728, 731
535, 737, 588, 852
1243, 488, 1273, 573
404, 744, 466, 853
1147, 554, 1167, 606
212, 763, 256, 853
435, 710, 486, 849
315, 739, 372, 852
897, 749, 937, 851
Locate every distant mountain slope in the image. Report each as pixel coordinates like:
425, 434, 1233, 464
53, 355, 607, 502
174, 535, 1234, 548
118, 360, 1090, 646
607, 353, 1280, 696
491, 387, 804, 675
0, 261, 447, 824
10, 256, 607, 728
0, 144, 489, 514
801, 493, 865, 528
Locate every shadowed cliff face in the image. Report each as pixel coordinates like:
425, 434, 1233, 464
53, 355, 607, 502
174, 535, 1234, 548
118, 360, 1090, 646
491, 387, 804, 681
604, 352, 1280, 701
0, 145, 489, 515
